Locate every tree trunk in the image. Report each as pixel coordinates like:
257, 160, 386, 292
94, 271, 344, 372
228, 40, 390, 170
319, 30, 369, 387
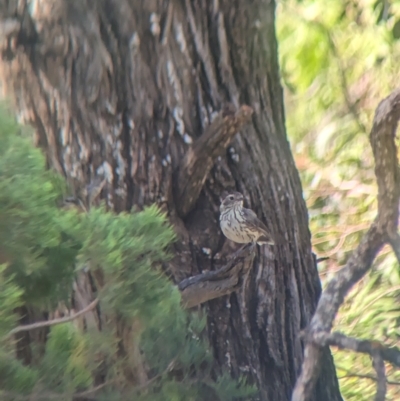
0, 0, 342, 399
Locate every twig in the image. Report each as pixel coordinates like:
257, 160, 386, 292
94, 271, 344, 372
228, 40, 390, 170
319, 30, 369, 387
73, 380, 114, 400
6, 298, 99, 339
178, 243, 253, 291
372, 350, 386, 401
337, 370, 400, 386
134, 357, 178, 391
311, 331, 400, 368
174, 104, 253, 217
1, 380, 113, 401
388, 232, 400, 265
312, 331, 391, 400
292, 88, 400, 401
179, 244, 255, 308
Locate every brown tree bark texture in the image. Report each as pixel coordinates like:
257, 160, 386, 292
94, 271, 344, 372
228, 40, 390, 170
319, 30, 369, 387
0, 0, 342, 400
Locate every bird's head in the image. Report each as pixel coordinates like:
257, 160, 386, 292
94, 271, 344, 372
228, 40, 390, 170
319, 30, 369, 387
220, 192, 244, 212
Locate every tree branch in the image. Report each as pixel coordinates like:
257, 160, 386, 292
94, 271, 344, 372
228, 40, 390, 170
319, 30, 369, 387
73, 380, 115, 400
311, 331, 400, 369
330, 341, 388, 401
338, 370, 400, 386
372, 350, 386, 401
292, 88, 400, 401
388, 231, 400, 265
179, 244, 255, 308
6, 298, 99, 339
174, 104, 253, 217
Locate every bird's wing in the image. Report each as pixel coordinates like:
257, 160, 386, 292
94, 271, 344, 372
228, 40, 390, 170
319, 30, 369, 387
242, 208, 274, 243
242, 208, 269, 231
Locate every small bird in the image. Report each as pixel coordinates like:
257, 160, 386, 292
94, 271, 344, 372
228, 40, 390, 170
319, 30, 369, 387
219, 192, 274, 245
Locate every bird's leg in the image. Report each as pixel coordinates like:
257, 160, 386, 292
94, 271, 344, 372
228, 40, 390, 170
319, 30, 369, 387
230, 243, 252, 259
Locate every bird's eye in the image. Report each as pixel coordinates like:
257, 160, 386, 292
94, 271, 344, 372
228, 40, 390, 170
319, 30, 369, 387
228, 195, 234, 201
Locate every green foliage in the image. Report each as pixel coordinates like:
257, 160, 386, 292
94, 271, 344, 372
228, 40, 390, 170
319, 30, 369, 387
0, 264, 23, 336
39, 324, 93, 392
278, 1, 400, 399
141, 309, 209, 372
0, 107, 253, 400
211, 374, 258, 400
73, 205, 176, 322
138, 310, 256, 401
0, 107, 77, 306
134, 374, 256, 401
0, 350, 39, 394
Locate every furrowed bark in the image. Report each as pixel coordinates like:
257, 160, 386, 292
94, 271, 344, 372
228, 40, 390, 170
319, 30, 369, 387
175, 104, 253, 216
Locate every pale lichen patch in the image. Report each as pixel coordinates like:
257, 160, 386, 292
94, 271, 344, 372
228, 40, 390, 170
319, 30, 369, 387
98, 161, 113, 183
175, 23, 187, 53
129, 32, 140, 50
173, 106, 185, 136
150, 13, 160, 37
183, 133, 193, 144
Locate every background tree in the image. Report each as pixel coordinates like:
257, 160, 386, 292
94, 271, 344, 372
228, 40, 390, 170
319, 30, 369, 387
278, 1, 400, 399
0, 1, 342, 400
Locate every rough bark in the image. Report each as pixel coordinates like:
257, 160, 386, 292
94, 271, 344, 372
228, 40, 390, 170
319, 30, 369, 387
0, 0, 342, 400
